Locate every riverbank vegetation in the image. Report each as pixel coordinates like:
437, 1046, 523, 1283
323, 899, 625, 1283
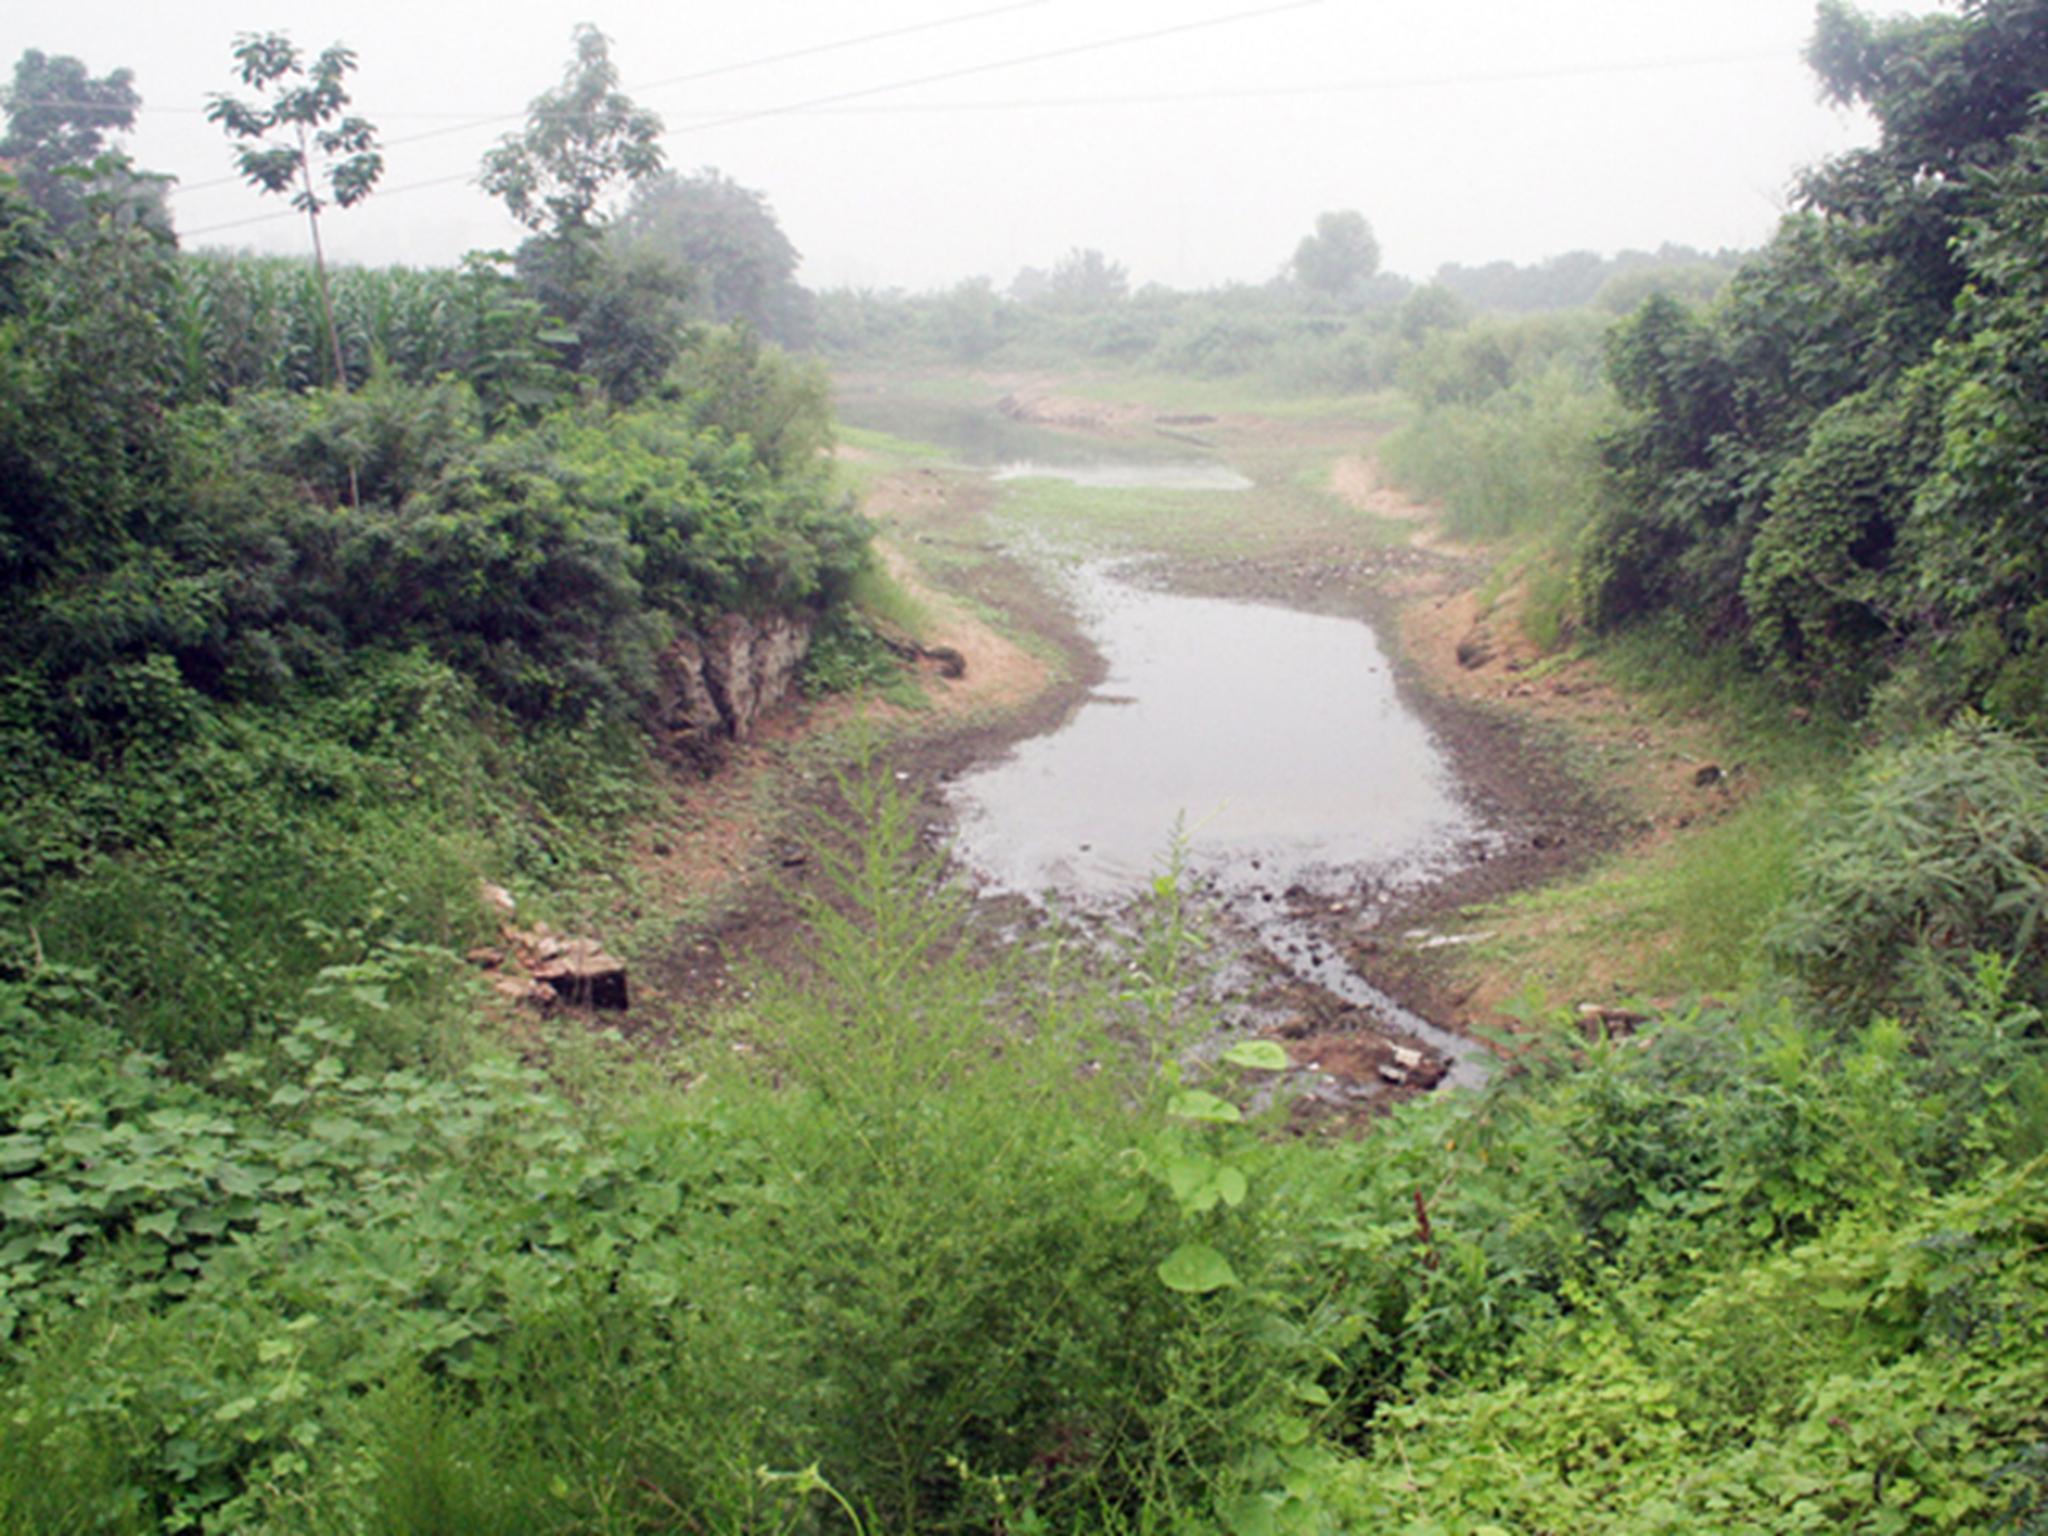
5, 4, 2048, 1533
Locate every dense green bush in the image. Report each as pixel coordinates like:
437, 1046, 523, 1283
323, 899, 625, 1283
1579, 1, 2048, 733
0, 783, 1337, 1533
1767, 718, 2048, 1024
1369, 309, 1615, 582
5, 221, 869, 736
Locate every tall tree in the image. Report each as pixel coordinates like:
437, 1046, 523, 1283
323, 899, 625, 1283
1290, 210, 1380, 303
479, 25, 664, 239
0, 49, 161, 235
207, 34, 383, 394
1040, 247, 1128, 311
480, 27, 680, 402
617, 167, 810, 343
1580, 0, 2048, 729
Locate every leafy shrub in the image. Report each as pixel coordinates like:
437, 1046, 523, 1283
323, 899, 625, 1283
0, 780, 1336, 1533
1767, 717, 2048, 1021
1740, 384, 1934, 711
1382, 362, 1614, 540
1343, 1151, 2048, 1534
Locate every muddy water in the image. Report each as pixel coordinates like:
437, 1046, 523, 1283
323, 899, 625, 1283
947, 564, 1497, 1089
952, 563, 1470, 893
841, 378, 1497, 1090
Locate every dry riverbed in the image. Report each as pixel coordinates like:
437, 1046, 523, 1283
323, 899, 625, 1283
555, 370, 1764, 1128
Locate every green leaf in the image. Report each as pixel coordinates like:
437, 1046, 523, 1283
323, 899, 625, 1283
1222, 1493, 1277, 1536
1215, 1164, 1248, 1207
1167, 1089, 1241, 1124
1166, 1151, 1216, 1209
1220, 1039, 1290, 1071
1157, 1242, 1239, 1293
1165, 1151, 1247, 1214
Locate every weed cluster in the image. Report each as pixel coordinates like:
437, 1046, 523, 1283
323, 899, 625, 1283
4, 756, 2046, 1532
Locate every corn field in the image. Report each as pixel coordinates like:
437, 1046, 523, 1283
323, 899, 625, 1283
171, 253, 564, 409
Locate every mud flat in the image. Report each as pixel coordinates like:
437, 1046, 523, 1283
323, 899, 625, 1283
638, 370, 1629, 1125
944, 560, 1503, 1096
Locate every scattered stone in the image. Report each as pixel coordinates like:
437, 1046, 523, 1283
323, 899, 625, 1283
1578, 1003, 1649, 1040
779, 848, 809, 867
491, 973, 555, 1005
1455, 631, 1493, 669
464, 947, 504, 969
925, 644, 967, 679
1693, 763, 1725, 788
1377, 1064, 1410, 1086
651, 840, 673, 856
532, 938, 630, 1010
479, 881, 517, 917
1391, 1046, 1425, 1072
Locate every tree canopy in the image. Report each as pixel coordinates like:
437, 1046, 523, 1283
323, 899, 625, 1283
1038, 247, 1129, 311
618, 167, 811, 344
1580, 0, 2048, 730
1290, 209, 1380, 302
480, 24, 664, 238
0, 49, 160, 235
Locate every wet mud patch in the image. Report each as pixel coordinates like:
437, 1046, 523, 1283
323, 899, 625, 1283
630, 373, 1637, 1130
1079, 544, 1623, 1105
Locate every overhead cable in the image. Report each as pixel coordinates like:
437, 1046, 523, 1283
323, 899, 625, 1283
182, 0, 1330, 237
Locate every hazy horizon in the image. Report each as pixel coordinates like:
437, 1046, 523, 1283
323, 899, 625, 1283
4, 0, 1882, 292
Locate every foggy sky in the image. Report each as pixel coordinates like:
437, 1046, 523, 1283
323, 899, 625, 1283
2, 0, 1882, 291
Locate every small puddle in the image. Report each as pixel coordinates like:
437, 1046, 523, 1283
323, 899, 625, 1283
946, 563, 1497, 1091
836, 381, 1245, 486
992, 461, 1253, 492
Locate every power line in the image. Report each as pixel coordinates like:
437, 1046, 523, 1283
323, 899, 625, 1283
8, 0, 1052, 123
165, 0, 1054, 196
174, 35, 1795, 239
787, 48, 1795, 113
178, 45, 1803, 238
183, 0, 1330, 238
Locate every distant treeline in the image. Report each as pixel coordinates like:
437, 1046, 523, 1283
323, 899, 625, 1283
816, 231, 1741, 391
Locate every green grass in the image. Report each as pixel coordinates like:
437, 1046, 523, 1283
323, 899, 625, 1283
1596, 620, 1858, 777
848, 561, 935, 639
991, 475, 1256, 556
992, 454, 1403, 563
1431, 608, 1868, 1012
1463, 784, 1810, 1005
836, 423, 951, 464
